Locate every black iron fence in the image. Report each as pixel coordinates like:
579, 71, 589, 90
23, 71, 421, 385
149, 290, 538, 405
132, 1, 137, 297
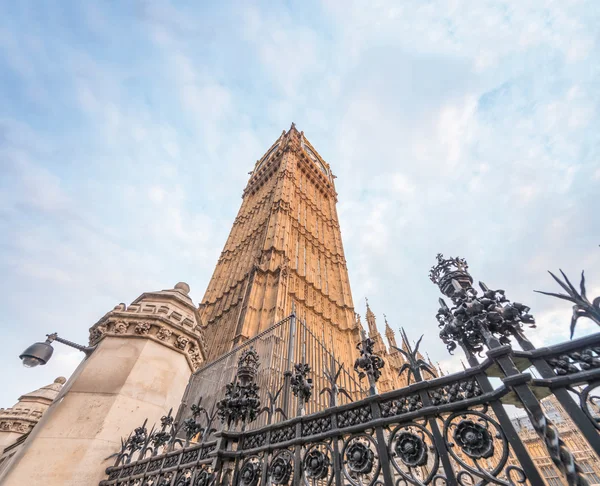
176, 312, 367, 433
100, 256, 600, 486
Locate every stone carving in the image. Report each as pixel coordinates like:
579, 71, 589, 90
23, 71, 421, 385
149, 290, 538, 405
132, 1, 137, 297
89, 323, 108, 344
135, 322, 152, 335
113, 321, 128, 334
189, 345, 202, 368
157, 327, 173, 341
175, 336, 189, 350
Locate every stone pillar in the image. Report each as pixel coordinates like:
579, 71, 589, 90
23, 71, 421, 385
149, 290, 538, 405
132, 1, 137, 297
0, 282, 205, 486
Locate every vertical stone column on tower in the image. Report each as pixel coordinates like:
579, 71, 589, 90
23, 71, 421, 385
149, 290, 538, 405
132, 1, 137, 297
0, 283, 205, 486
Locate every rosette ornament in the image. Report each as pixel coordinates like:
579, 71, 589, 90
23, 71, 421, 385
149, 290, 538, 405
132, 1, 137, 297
303, 449, 330, 480
394, 432, 428, 468
453, 420, 494, 459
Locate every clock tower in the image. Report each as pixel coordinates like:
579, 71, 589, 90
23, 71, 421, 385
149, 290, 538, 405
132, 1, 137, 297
199, 124, 360, 371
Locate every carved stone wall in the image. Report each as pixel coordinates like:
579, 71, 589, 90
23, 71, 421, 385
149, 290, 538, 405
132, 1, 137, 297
88, 282, 205, 371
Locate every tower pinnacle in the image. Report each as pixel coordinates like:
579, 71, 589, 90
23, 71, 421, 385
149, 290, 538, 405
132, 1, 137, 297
384, 314, 397, 348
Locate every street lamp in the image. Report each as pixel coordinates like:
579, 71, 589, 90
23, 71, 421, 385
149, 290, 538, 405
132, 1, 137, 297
19, 333, 96, 368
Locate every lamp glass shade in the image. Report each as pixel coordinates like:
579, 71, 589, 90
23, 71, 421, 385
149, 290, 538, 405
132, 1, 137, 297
19, 341, 54, 367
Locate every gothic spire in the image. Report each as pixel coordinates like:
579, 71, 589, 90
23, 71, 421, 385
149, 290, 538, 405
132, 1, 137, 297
365, 298, 378, 336
384, 314, 397, 348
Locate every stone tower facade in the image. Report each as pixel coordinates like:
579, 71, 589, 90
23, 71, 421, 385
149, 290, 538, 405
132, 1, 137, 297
199, 124, 360, 372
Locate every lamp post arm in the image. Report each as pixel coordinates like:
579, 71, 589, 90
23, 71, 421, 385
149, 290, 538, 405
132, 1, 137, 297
46, 333, 96, 356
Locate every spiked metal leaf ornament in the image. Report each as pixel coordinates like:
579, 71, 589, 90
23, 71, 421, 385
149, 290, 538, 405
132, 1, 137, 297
320, 362, 352, 407
431, 255, 536, 355
536, 270, 600, 338
391, 331, 436, 384
258, 383, 287, 424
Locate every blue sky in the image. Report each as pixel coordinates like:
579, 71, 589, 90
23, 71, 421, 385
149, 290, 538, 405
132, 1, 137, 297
1, 0, 599, 406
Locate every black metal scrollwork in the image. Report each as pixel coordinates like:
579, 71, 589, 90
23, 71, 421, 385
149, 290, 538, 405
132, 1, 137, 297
217, 347, 261, 428
394, 432, 428, 467
269, 450, 293, 485
452, 419, 494, 459
354, 337, 385, 383
342, 434, 380, 486
389, 422, 439, 485
303, 443, 333, 485
444, 409, 525, 485
238, 457, 261, 486
536, 269, 600, 338
579, 382, 600, 431
431, 254, 535, 355
194, 467, 215, 486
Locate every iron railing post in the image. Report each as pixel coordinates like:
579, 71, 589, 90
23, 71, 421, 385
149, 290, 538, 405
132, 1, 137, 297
514, 331, 600, 456
369, 399, 398, 486
282, 308, 296, 419
463, 347, 546, 485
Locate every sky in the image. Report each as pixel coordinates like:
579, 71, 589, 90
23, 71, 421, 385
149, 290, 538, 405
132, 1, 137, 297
0, 0, 599, 407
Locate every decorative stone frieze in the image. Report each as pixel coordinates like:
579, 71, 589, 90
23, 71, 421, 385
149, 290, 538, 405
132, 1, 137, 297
88, 282, 206, 371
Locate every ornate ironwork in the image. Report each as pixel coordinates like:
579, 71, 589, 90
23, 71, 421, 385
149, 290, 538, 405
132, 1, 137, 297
429, 378, 482, 406
290, 363, 313, 403
341, 434, 380, 486
394, 431, 427, 467
258, 384, 286, 424
237, 457, 261, 486
320, 361, 352, 407
452, 418, 494, 459
217, 347, 261, 428
268, 450, 293, 485
102, 260, 600, 486
380, 393, 423, 418
432, 255, 535, 354
303, 444, 332, 482
391, 332, 436, 384
536, 269, 600, 338
388, 422, 440, 485
354, 336, 385, 385
337, 405, 372, 428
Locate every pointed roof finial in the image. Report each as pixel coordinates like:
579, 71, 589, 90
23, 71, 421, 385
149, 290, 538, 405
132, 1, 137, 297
365, 297, 369, 308
290, 122, 296, 131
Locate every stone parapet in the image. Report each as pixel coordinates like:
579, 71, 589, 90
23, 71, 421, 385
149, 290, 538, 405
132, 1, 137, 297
88, 282, 206, 371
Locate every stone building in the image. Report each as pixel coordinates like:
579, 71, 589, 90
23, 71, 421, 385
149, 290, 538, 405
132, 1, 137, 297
0, 377, 65, 474
0, 283, 205, 485
199, 124, 361, 375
